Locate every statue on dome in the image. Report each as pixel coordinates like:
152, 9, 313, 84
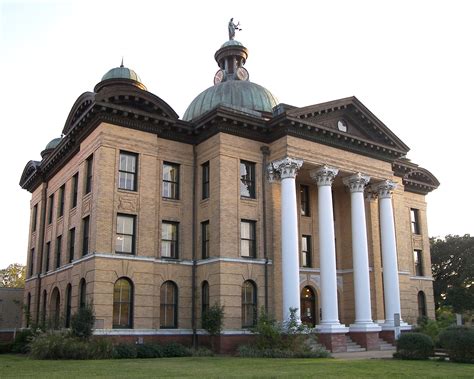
228, 18, 241, 40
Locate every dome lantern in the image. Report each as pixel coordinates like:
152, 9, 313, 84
94, 60, 147, 92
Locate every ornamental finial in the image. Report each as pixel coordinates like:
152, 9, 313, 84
228, 18, 242, 40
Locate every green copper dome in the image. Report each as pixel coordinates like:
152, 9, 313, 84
102, 66, 142, 83
45, 137, 62, 150
183, 80, 278, 121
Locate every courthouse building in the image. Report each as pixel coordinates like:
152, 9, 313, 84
19, 31, 439, 352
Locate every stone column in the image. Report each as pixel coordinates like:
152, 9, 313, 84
343, 173, 380, 332
269, 157, 303, 323
373, 180, 404, 328
310, 166, 347, 333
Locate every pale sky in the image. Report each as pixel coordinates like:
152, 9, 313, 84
1, 0, 473, 269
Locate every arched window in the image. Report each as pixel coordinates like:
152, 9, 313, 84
79, 278, 86, 309
418, 291, 427, 319
160, 281, 178, 328
26, 293, 31, 327
50, 287, 60, 329
41, 290, 47, 326
113, 278, 133, 328
242, 280, 257, 328
65, 284, 72, 328
300, 286, 317, 327
202, 281, 209, 317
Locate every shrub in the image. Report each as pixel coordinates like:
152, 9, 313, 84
0, 341, 13, 354
162, 342, 191, 357
71, 305, 95, 339
189, 346, 214, 357
202, 303, 225, 337
439, 326, 474, 363
11, 329, 36, 354
238, 344, 329, 358
393, 332, 434, 360
112, 343, 137, 359
252, 307, 283, 350
136, 343, 163, 359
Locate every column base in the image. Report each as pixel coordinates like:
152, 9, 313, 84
315, 323, 349, 334
349, 323, 382, 333
316, 332, 348, 353
380, 321, 410, 329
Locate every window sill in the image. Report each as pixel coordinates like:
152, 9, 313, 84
118, 188, 138, 193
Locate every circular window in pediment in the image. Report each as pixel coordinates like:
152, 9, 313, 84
337, 119, 348, 132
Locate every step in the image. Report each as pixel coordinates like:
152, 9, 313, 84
345, 336, 366, 352
377, 338, 396, 351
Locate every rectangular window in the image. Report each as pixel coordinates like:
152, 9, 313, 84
301, 235, 312, 268
202, 161, 210, 199
201, 221, 210, 259
414, 250, 424, 276
410, 208, 420, 234
29, 248, 35, 277
300, 185, 310, 216
162, 162, 180, 199
71, 173, 78, 208
161, 221, 178, 258
241, 220, 256, 258
119, 152, 138, 191
47, 194, 54, 224
44, 242, 51, 273
240, 160, 256, 198
58, 185, 65, 217
116, 214, 136, 254
82, 216, 90, 256
85, 155, 93, 194
55, 235, 62, 269
68, 228, 75, 263
31, 204, 38, 232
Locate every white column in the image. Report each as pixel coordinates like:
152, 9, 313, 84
374, 180, 404, 328
270, 157, 303, 323
310, 166, 347, 333
343, 173, 380, 331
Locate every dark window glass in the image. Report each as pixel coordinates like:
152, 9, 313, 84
202, 281, 209, 317
161, 222, 178, 258
240, 161, 256, 198
44, 242, 51, 273
65, 284, 72, 328
51, 287, 60, 329
48, 194, 54, 224
29, 248, 34, 277
410, 208, 421, 234
68, 228, 75, 263
55, 235, 62, 269
58, 185, 65, 217
26, 293, 31, 327
414, 250, 424, 276
300, 185, 310, 216
32, 204, 38, 232
201, 221, 210, 259
79, 278, 86, 309
116, 214, 136, 254
301, 235, 312, 268
242, 280, 257, 327
85, 155, 93, 194
202, 161, 210, 199
418, 291, 427, 318
71, 173, 79, 208
160, 281, 177, 328
82, 216, 90, 256
241, 220, 256, 258
42, 290, 47, 325
162, 162, 179, 199
119, 152, 138, 191
113, 278, 133, 328
300, 286, 317, 327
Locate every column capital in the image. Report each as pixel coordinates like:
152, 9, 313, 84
372, 180, 397, 199
343, 173, 370, 193
269, 157, 303, 180
310, 165, 339, 187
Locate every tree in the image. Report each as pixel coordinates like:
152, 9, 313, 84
0, 263, 26, 288
431, 234, 474, 313
201, 303, 224, 351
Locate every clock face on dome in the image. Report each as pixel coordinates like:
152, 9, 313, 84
214, 70, 225, 85
236, 67, 249, 81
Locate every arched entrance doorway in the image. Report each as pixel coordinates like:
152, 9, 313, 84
300, 286, 317, 327
50, 287, 60, 329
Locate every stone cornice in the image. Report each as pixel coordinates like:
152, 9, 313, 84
393, 158, 440, 195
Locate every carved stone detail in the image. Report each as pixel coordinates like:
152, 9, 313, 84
310, 165, 339, 186
118, 195, 139, 213
343, 173, 370, 193
82, 196, 91, 216
268, 156, 303, 181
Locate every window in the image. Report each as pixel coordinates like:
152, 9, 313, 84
160, 281, 178, 328
300, 286, 317, 327
42, 290, 47, 325
414, 250, 423, 276
410, 208, 420, 234
71, 173, 78, 208
202, 161, 210, 199
241, 220, 256, 258
79, 278, 86, 309
68, 228, 75, 263
201, 221, 210, 259
119, 152, 138, 191
300, 185, 310, 216
55, 235, 62, 269
242, 280, 257, 327
58, 185, 65, 217
161, 221, 178, 258
29, 248, 34, 277
418, 291, 427, 318
51, 287, 60, 329
82, 216, 90, 256
31, 204, 38, 232
301, 235, 312, 268
65, 284, 72, 328
26, 293, 31, 328
202, 281, 209, 317
113, 278, 133, 328
85, 155, 93, 194
44, 242, 51, 273
240, 160, 256, 198
116, 214, 136, 254
162, 162, 179, 199
48, 194, 54, 224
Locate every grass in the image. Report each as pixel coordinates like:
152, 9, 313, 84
1, 355, 473, 378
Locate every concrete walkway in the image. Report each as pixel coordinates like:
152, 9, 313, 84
332, 350, 395, 360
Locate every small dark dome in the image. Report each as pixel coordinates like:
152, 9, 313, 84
95, 62, 147, 92
41, 137, 62, 158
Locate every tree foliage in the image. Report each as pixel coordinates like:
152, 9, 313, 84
431, 234, 474, 313
0, 263, 26, 288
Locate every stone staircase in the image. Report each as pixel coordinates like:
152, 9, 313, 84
345, 336, 366, 352
378, 338, 396, 351
305, 335, 330, 353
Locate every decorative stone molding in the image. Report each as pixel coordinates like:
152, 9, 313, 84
268, 156, 303, 181
118, 195, 139, 213
343, 172, 370, 193
372, 179, 397, 199
310, 165, 339, 186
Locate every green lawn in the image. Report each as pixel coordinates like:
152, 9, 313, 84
0, 355, 473, 378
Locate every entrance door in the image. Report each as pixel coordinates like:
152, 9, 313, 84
300, 286, 316, 327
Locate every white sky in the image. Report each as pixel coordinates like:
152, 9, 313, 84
1, 0, 473, 269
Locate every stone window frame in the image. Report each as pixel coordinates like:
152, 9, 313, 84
113, 277, 134, 329
162, 162, 180, 200
240, 160, 256, 199
115, 214, 136, 255
202, 161, 210, 200
118, 151, 138, 191
161, 221, 179, 259
240, 219, 257, 258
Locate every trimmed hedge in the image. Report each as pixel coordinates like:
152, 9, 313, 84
439, 326, 474, 363
0, 341, 13, 354
393, 332, 434, 360
238, 344, 329, 358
